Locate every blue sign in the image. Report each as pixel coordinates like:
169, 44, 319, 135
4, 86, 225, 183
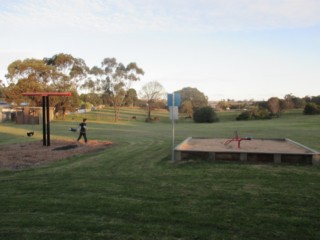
167, 92, 181, 107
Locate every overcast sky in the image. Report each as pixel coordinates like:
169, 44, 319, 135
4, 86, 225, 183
1, 0, 319, 100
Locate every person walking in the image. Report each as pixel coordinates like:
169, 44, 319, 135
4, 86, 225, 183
77, 118, 88, 143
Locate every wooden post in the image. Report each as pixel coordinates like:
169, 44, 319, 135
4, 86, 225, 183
240, 153, 247, 162
42, 96, 46, 146
274, 154, 281, 163
46, 96, 50, 146
312, 154, 320, 166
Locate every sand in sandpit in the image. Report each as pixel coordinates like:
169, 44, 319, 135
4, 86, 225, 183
177, 138, 314, 154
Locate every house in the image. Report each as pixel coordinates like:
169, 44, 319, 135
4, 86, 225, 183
0, 101, 13, 122
14, 107, 55, 124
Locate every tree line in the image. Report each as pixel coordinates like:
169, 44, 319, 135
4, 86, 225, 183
234, 94, 320, 120
1, 53, 318, 122
0, 53, 210, 121
0, 53, 145, 121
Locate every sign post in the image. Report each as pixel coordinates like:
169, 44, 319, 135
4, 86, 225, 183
167, 92, 181, 161
172, 93, 175, 161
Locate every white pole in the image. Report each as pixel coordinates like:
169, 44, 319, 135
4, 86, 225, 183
172, 92, 175, 161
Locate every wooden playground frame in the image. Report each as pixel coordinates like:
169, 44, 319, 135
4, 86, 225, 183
174, 137, 320, 165
22, 92, 72, 146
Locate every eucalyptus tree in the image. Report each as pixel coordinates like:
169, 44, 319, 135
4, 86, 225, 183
0, 79, 6, 99
124, 88, 138, 107
90, 57, 144, 121
140, 81, 166, 119
177, 87, 208, 111
83, 66, 105, 93
44, 53, 89, 92
4, 54, 86, 116
4, 58, 58, 106
43, 53, 89, 117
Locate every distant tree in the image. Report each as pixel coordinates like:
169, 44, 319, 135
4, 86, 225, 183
54, 90, 80, 119
267, 97, 281, 115
279, 99, 287, 111
257, 101, 268, 110
291, 97, 306, 108
100, 92, 111, 106
265, 94, 306, 113
69, 90, 81, 111
216, 100, 230, 110
44, 53, 88, 118
91, 58, 144, 121
0, 80, 5, 99
303, 102, 320, 115
124, 88, 138, 107
313, 96, 320, 104
140, 81, 166, 120
306, 95, 320, 105
80, 93, 103, 106
236, 111, 251, 121
180, 100, 193, 118
177, 87, 208, 110
4, 58, 58, 106
281, 94, 295, 110
83, 66, 105, 93
4, 57, 82, 115
43, 53, 89, 91
236, 108, 272, 121
193, 106, 219, 123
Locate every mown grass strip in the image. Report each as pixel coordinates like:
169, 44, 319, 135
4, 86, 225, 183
0, 109, 319, 239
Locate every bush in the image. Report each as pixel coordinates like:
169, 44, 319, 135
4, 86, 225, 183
236, 108, 272, 121
303, 103, 320, 115
193, 106, 219, 123
236, 111, 251, 121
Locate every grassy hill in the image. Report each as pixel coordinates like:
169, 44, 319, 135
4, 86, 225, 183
0, 108, 320, 239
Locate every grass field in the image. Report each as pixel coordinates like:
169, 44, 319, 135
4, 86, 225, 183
0, 108, 320, 239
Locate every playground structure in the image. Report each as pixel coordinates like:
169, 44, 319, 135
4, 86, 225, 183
174, 137, 320, 165
22, 92, 72, 146
224, 131, 251, 148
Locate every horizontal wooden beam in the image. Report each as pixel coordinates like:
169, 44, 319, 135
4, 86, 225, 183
22, 92, 72, 97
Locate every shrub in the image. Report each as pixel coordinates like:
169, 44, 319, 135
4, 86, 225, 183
236, 108, 272, 121
255, 108, 272, 119
193, 106, 219, 123
236, 111, 251, 121
303, 103, 320, 115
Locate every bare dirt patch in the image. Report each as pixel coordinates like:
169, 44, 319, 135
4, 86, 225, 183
0, 140, 112, 169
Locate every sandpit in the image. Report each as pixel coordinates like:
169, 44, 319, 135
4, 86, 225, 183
175, 137, 320, 165
0, 140, 112, 169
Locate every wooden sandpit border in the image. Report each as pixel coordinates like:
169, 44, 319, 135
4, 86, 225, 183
174, 137, 320, 165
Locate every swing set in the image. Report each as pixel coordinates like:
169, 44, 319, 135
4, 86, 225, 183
26, 109, 36, 137
22, 92, 72, 146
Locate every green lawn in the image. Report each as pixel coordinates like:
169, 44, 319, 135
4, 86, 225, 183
0, 108, 320, 239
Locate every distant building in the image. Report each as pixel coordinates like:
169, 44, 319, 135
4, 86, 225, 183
14, 107, 55, 124
0, 101, 13, 122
